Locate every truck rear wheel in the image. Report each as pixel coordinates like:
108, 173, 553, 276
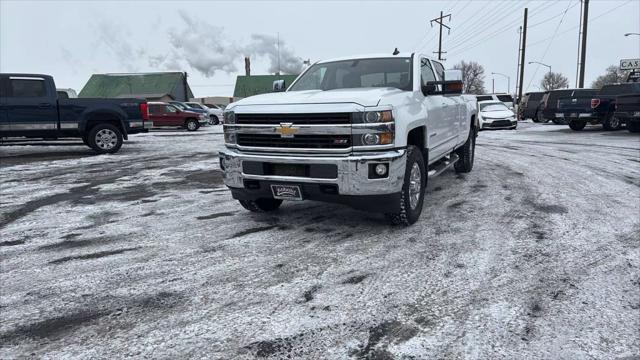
239, 198, 283, 212
87, 123, 123, 154
569, 121, 586, 131
602, 114, 621, 131
454, 130, 475, 173
385, 145, 426, 226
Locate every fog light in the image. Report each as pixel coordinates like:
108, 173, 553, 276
362, 133, 380, 145
375, 164, 387, 176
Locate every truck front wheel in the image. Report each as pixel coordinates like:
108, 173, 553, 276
386, 145, 426, 226
627, 121, 640, 133
454, 130, 475, 173
239, 198, 283, 212
88, 123, 123, 154
186, 119, 200, 131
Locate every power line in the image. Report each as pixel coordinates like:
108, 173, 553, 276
525, 0, 576, 92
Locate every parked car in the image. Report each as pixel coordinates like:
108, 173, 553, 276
476, 93, 515, 110
168, 101, 210, 124
185, 102, 223, 125
478, 100, 517, 130
220, 52, 478, 225
56, 88, 77, 99
564, 83, 640, 131
0, 73, 150, 153
519, 91, 545, 120
614, 94, 640, 133
148, 102, 207, 131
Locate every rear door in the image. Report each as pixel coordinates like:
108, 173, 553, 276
6, 76, 58, 133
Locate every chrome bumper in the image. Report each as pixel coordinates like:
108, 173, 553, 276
219, 147, 407, 195
143, 121, 153, 129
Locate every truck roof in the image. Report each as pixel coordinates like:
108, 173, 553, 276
317, 52, 419, 64
0, 73, 52, 78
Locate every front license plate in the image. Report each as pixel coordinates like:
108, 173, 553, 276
634, 111, 640, 117
271, 184, 303, 201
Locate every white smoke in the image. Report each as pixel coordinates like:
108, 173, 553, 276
149, 11, 303, 76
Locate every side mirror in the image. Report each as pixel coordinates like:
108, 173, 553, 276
443, 80, 464, 94
422, 83, 438, 95
272, 80, 286, 92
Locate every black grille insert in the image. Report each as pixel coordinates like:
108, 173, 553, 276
237, 113, 351, 125
237, 134, 351, 149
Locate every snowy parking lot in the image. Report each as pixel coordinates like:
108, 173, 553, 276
1, 123, 639, 358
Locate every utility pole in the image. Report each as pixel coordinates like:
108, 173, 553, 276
492, 78, 495, 93
575, 0, 584, 87
515, 26, 522, 98
517, 8, 528, 102
430, 11, 451, 61
578, 0, 589, 88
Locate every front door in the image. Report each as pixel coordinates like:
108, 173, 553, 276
6, 76, 58, 134
163, 105, 182, 126
420, 57, 449, 160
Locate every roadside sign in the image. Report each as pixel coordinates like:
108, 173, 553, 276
628, 70, 640, 83
620, 58, 640, 70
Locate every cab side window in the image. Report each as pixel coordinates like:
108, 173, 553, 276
9, 78, 47, 97
149, 105, 161, 115
420, 58, 436, 86
165, 105, 178, 113
433, 61, 445, 81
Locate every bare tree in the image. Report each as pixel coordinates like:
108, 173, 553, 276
541, 72, 569, 91
591, 65, 630, 89
452, 61, 486, 94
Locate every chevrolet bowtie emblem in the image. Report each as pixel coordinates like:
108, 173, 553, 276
275, 122, 298, 138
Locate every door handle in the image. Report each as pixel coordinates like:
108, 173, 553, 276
38, 103, 53, 108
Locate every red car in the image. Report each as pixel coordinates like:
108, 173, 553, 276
148, 102, 208, 131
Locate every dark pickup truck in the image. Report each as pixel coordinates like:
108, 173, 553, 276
614, 94, 640, 133
543, 89, 597, 125
0, 73, 151, 153
562, 83, 640, 131
518, 91, 545, 121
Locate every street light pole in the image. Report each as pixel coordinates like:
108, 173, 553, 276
529, 61, 551, 74
491, 72, 511, 94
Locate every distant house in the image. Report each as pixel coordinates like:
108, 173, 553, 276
233, 74, 299, 98
79, 72, 193, 101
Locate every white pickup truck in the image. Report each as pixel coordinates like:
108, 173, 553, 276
220, 53, 478, 225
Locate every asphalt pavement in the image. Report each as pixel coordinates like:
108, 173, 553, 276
1, 123, 639, 359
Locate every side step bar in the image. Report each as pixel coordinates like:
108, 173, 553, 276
427, 154, 459, 178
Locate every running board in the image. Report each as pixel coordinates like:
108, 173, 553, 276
427, 154, 459, 178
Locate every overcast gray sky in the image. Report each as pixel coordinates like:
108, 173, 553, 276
1, 0, 638, 97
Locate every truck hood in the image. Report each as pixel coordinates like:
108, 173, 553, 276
231, 88, 405, 108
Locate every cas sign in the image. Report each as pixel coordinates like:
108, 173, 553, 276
620, 59, 640, 70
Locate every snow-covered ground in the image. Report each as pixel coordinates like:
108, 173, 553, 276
1, 123, 639, 359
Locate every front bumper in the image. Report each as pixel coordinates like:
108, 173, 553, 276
481, 119, 517, 129
219, 147, 407, 196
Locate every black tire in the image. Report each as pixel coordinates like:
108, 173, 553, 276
185, 118, 199, 131
385, 145, 426, 226
210, 115, 220, 125
239, 198, 283, 212
537, 111, 549, 123
627, 121, 640, 133
87, 123, 123, 154
569, 121, 586, 131
454, 130, 475, 173
602, 113, 621, 131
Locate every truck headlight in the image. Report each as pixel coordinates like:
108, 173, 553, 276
224, 111, 236, 124
360, 132, 393, 145
364, 110, 393, 123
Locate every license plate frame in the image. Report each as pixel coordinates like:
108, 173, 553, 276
271, 184, 303, 201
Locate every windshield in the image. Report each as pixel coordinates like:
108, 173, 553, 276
187, 103, 204, 110
171, 102, 186, 110
289, 58, 412, 92
497, 95, 513, 103
480, 103, 509, 112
